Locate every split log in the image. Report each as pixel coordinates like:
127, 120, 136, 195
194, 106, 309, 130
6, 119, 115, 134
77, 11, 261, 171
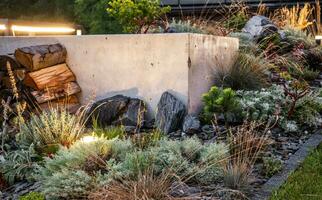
31, 82, 81, 104
15, 43, 67, 71
39, 95, 80, 114
24, 63, 76, 90
0, 55, 21, 71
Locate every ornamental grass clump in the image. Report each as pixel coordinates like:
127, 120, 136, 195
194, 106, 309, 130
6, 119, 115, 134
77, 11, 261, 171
16, 108, 86, 153
88, 169, 174, 200
221, 51, 270, 90
224, 121, 271, 190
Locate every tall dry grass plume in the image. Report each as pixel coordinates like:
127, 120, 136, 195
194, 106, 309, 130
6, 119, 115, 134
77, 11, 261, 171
270, 3, 314, 31
224, 121, 271, 190
6, 61, 26, 125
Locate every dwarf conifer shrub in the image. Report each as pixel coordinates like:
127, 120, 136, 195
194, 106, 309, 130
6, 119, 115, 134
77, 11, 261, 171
202, 86, 241, 122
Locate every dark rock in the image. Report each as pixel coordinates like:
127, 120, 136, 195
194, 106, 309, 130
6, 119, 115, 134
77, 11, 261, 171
156, 92, 186, 134
242, 15, 279, 41
169, 130, 183, 138
124, 126, 137, 133
169, 182, 201, 197
1, 181, 41, 200
166, 27, 177, 33
113, 98, 145, 127
88, 95, 146, 128
182, 114, 200, 135
142, 119, 155, 129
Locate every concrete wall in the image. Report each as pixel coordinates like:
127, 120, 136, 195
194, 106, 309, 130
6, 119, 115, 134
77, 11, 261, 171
0, 34, 238, 116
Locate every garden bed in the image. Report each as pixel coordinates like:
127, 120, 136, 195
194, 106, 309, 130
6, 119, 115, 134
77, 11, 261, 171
1, 2, 322, 200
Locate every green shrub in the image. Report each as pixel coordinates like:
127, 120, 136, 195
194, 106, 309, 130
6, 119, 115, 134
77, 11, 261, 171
74, 0, 123, 34
0, 146, 40, 185
262, 157, 283, 178
110, 139, 134, 161
221, 51, 270, 90
42, 169, 94, 200
180, 137, 203, 162
283, 27, 315, 50
109, 150, 153, 180
202, 86, 241, 122
130, 129, 163, 149
150, 139, 191, 176
92, 123, 126, 140
36, 137, 114, 199
16, 108, 85, 153
166, 19, 204, 33
291, 90, 322, 127
19, 192, 45, 200
237, 85, 286, 121
107, 0, 170, 33
194, 143, 228, 185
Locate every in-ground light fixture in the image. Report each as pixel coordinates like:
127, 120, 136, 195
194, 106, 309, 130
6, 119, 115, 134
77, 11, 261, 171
0, 24, 6, 30
80, 135, 99, 143
315, 35, 322, 45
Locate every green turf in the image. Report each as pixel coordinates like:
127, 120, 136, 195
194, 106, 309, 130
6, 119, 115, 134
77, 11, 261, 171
270, 143, 322, 200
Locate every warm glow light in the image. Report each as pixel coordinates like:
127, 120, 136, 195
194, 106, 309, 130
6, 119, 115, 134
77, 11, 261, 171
76, 29, 82, 36
81, 136, 98, 143
0, 24, 6, 30
11, 25, 75, 33
316, 35, 322, 40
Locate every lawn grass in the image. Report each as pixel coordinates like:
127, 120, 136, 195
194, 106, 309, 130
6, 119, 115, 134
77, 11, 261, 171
270, 143, 322, 200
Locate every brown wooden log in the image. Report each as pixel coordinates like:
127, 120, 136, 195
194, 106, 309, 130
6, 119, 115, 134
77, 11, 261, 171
24, 63, 76, 90
31, 82, 81, 104
14, 43, 67, 71
0, 55, 21, 71
39, 95, 80, 114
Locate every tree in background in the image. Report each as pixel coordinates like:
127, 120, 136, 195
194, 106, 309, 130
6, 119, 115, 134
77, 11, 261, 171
0, 0, 75, 22
0, 0, 122, 34
107, 0, 170, 33
74, 0, 123, 34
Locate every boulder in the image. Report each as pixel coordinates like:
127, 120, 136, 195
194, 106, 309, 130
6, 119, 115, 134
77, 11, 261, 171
113, 98, 145, 127
156, 92, 186, 134
182, 114, 200, 135
88, 95, 146, 128
242, 15, 279, 41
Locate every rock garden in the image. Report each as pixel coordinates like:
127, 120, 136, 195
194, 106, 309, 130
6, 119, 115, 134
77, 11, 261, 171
1, 1, 322, 200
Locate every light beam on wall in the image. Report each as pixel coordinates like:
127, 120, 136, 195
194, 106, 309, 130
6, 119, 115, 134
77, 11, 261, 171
11, 25, 75, 33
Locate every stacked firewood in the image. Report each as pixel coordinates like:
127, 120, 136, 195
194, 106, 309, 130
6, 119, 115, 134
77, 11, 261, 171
0, 43, 81, 114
